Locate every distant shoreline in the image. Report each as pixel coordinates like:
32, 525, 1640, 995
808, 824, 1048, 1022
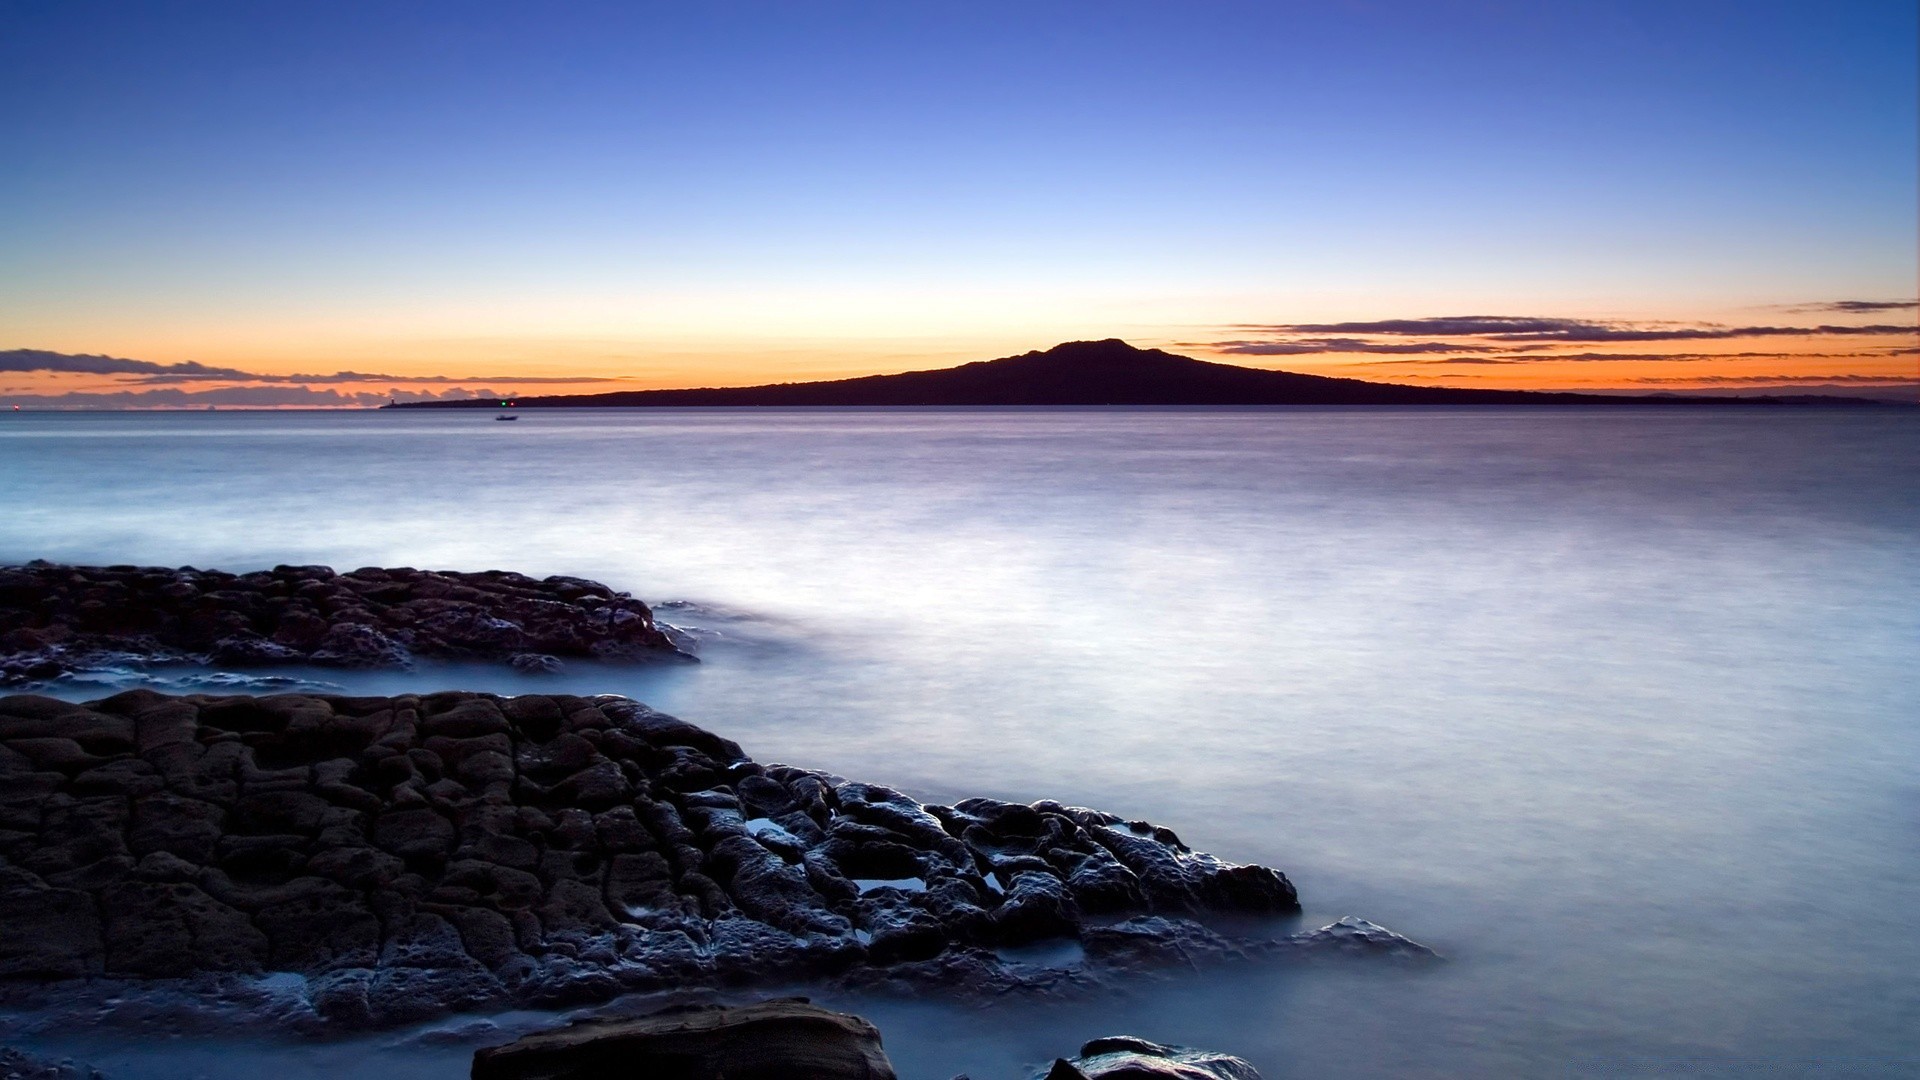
382, 339, 1909, 410
2, 398, 1908, 413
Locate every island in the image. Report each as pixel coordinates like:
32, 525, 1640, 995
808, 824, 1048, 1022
386, 338, 1889, 408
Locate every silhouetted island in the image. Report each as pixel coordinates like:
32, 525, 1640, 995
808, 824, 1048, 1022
387, 339, 1887, 408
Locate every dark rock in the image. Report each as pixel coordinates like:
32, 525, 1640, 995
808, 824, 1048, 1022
992, 870, 1080, 944
1049, 1036, 1262, 1080
1279, 915, 1440, 960
0, 1047, 107, 1080
208, 633, 302, 665
0, 564, 691, 685
99, 880, 267, 976
471, 999, 895, 1080
0, 689, 1425, 1030
372, 807, 457, 859
0, 884, 100, 978
308, 623, 412, 669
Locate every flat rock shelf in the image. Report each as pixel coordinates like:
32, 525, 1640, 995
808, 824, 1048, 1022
0, 563, 691, 686
0, 690, 1432, 1029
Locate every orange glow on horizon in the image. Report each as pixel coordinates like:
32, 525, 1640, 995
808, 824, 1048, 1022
5, 318, 1914, 408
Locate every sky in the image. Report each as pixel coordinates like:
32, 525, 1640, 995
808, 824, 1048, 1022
1, 0, 1915, 406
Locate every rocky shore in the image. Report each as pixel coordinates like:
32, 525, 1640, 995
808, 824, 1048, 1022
470, 998, 1264, 1079
2, 997, 1270, 1079
0, 690, 1431, 1030
0, 563, 690, 686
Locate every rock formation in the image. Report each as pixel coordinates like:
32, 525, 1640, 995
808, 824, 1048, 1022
0, 1047, 105, 1080
0, 690, 1429, 1028
1043, 1036, 1262, 1080
470, 999, 895, 1080
0, 563, 688, 685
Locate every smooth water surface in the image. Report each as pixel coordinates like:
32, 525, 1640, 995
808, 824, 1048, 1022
1, 407, 1915, 1078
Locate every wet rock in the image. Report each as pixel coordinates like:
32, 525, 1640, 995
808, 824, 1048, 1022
0, 690, 1429, 1029
207, 633, 302, 666
1279, 915, 1440, 960
471, 999, 895, 1080
993, 870, 1080, 944
0, 1046, 107, 1080
308, 623, 411, 669
1047, 1036, 1261, 1080
0, 563, 690, 684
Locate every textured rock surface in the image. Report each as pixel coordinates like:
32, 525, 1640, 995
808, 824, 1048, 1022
471, 999, 894, 1080
0, 563, 687, 684
0, 1047, 105, 1080
1043, 1036, 1261, 1080
0, 690, 1350, 1026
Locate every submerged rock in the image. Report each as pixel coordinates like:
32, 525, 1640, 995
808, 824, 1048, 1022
1045, 1036, 1261, 1080
0, 1047, 105, 1080
471, 999, 894, 1080
0, 563, 689, 685
1282, 915, 1437, 960
0, 690, 1428, 1028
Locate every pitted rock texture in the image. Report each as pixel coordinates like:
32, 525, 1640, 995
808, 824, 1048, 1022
0, 563, 687, 685
471, 999, 895, 1080
0, 690, 1305, 1025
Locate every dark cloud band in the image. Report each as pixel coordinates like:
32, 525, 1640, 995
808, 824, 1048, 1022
2, 349, 622, 386
1225, 316, 1917, 344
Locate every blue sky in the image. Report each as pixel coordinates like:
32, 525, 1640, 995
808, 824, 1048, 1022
1, 0, 1914, 400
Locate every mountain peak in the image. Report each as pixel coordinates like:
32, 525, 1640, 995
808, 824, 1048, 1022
1028, 338, 1170, 363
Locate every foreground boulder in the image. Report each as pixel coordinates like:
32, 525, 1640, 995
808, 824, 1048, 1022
1044, 1037, 1261, 1080
0, 563, 688, 684
471, 999, 894, 1080
0, 690, 1425, 1027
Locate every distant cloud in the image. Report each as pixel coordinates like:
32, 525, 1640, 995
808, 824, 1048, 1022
1362, 349, 1899, 366
126, 370, 618, 386
1198, 337, 1499, 356
0, 384, 523, 409
4, 386, 391, 409
1227, 316, 1918, 344
0, 349, 255, 379
1361, 357, 1516, 366
1783, 300, 1919, 314
1628, 374, 1919, 385
1, 348, 626, 389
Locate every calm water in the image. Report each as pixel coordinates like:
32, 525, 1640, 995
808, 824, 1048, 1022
1, 407, 1916, 1078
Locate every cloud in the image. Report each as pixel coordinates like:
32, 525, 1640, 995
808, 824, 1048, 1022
0, 349, 255, 379
1628, 374, 1919, 386
1362, 349, 1905, 366
1783, 300, 1919, 314
125, 370, 619, 385
1360, 357, 1520, 365
1197, 337, 1501, 356
1224, 316, 1918, 344
0, 384, 517, 409
2, 348, 626, 388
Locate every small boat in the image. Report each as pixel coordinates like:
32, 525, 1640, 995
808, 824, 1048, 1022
495, 414, 519, 421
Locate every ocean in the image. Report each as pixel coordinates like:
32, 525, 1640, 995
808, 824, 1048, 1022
1, 406, 1915, 1078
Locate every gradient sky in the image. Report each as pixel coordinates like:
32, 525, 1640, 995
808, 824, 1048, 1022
2, 0, 1915, 405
